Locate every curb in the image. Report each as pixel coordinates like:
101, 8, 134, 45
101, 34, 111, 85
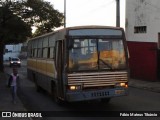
129, 80, 160, 93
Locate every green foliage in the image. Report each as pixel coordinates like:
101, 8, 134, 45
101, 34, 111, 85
0, 1, 32, 44
0, 0, 64, 43
3, 14, 32, 44
18, 0, 64, 37
0, 0, 64, 72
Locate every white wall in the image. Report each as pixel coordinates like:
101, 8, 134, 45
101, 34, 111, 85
3, 52, 20, 61
5, 44, 22, 52
3, 44, 22, 61
126, 0, 160, 43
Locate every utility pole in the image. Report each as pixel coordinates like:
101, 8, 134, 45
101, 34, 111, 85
64, 0, 66, 28
116, 0, 120, 27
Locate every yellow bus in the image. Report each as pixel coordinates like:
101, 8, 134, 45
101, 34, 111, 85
27, 26, 129, 104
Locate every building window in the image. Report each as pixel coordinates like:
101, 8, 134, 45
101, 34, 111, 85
134, 26, 147, 33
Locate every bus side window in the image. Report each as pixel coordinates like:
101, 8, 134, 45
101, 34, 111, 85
48, 47, 54, 59
55, 42, 58, 67
47, 47, 50, 58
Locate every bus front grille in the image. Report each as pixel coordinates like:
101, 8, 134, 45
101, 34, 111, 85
67, 71, 128, 88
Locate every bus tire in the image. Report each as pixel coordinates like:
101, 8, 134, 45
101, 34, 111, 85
101, 98, 111, 104
35, 80, 42, 92
33, 74, 41, 92
35, 83, 41, 92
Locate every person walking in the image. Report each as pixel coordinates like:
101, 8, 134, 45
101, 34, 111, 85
8, 68, 20, 104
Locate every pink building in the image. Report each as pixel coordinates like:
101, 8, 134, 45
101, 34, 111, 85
126, 0, 160, 81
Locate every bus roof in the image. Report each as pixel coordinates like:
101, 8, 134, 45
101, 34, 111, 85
67, 25, 123, 30
28, 25, 124, 42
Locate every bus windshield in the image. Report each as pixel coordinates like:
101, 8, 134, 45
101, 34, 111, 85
68, 38, 127, 71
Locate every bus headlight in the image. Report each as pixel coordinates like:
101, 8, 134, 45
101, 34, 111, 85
115, 83, 128, 88
120, 83, 128, 88
69, 85, 81, 90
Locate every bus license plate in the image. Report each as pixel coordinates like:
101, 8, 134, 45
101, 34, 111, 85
115, 90, 124, 94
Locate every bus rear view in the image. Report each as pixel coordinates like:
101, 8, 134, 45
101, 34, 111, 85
66, 26, 129, 102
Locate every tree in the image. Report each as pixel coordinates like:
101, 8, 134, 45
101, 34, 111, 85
16, 0, 64, 36
0, 1, 32, 72
0, 0, 64, 72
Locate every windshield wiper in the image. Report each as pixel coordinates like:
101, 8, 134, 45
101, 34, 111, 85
99, 59, 112, 69
97, 51, 112, 69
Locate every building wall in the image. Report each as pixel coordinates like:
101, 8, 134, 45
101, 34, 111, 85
3, 44, 22, 61
127, 41, 157, 81
126, 0, 160, 81
126, 0, 160, 43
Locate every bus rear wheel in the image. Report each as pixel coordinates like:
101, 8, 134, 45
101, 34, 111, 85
33, 74, 42, 92
35, 81, 42, 92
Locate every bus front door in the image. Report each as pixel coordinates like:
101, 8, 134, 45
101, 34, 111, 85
55, 40, 64, 100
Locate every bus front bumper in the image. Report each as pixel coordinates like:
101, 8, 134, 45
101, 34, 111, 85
66, 87, 128, 102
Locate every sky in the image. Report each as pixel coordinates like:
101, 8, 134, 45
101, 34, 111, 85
45, 0, 126, 29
